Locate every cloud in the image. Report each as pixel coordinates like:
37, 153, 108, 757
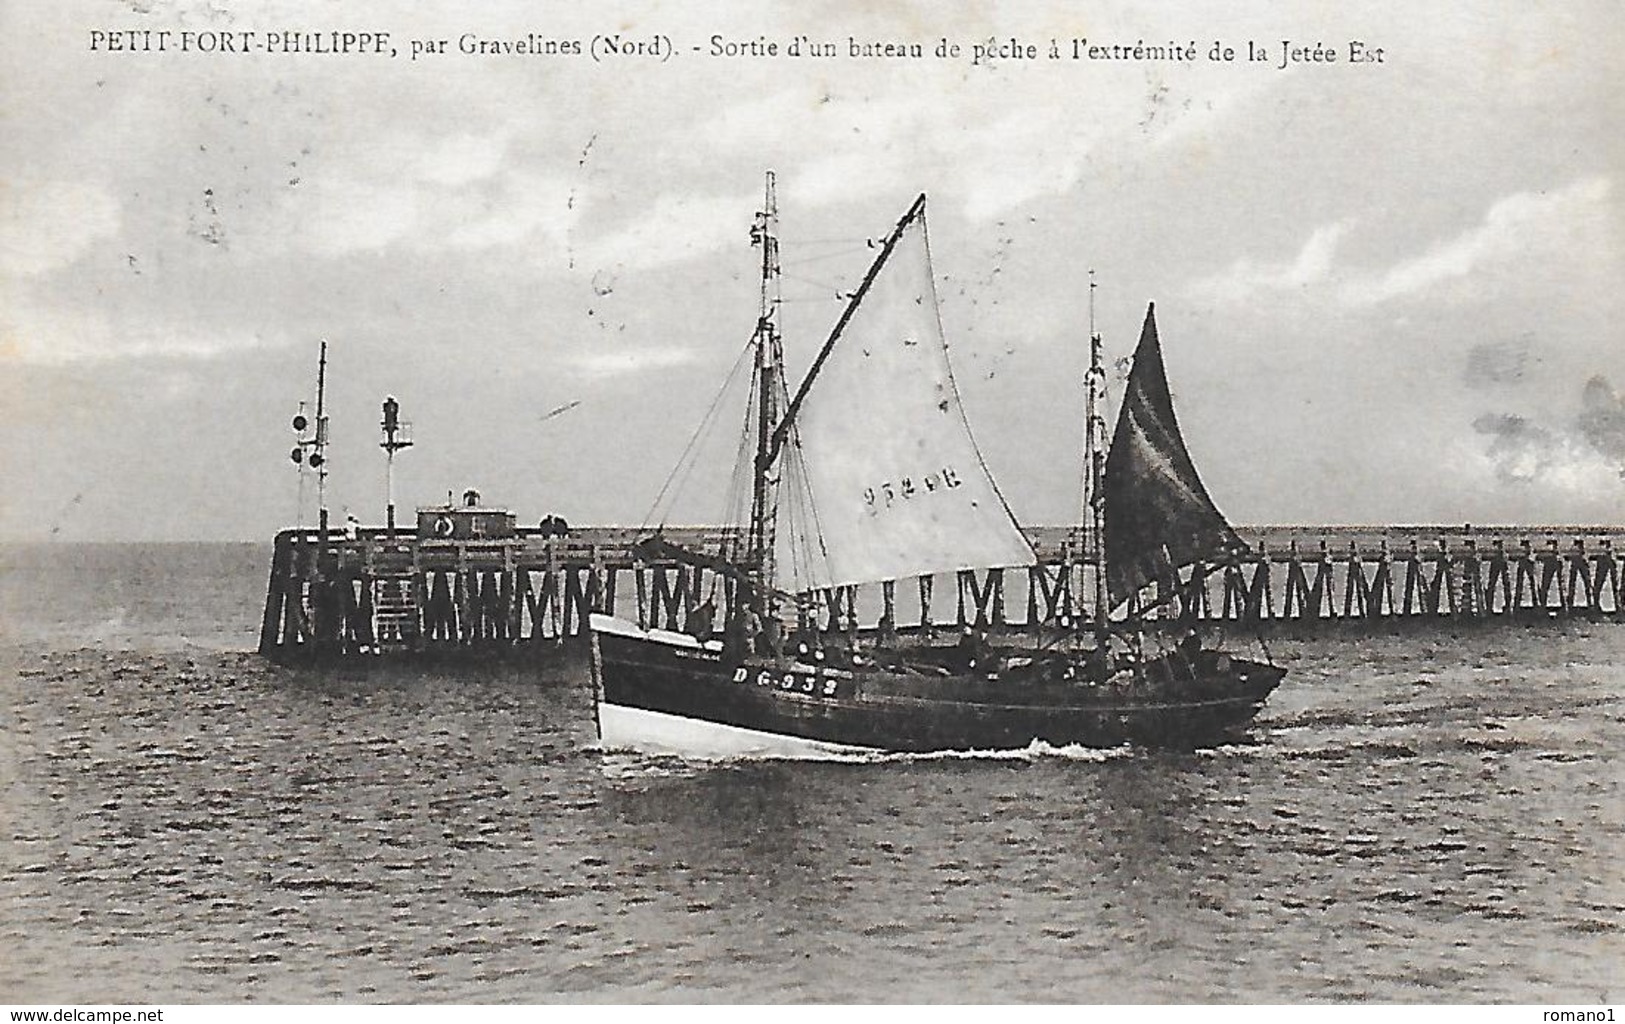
1470, 373, 1625, 491
442, 171, 580, 252
1471, 411, 1624, 493
278, 138, 579, 259
1186, 177, 1617, 310
1187, 219, 1353, 303
1577, 374, 1625, 467
299, 178, 421, 257
576, 191, 757, 272
565, 345, 698, 379
416, 132, 510, 187
678, 59, 1280, 227
0, 180, 121, 276
1, 295, 268, 365
1344, 177, 1614, 305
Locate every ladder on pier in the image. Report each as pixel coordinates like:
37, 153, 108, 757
371, 573, 419, 648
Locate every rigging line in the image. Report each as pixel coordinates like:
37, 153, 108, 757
649, 381, 742, 531
766, 194, 926, 468
793, 492, 827, 608
781, 246, 872, 267
720, 361, 762, 534
640, 337, 755, 530
779, 430, 818, 594
1074, 364, 1093, 542
917, 198, 1033, 552
719, 335, 769, 567
764, 363, 825, 597
1115, 572, 1205, 629
721, 368, 759, 557
786, 236, 870, 246
778, 270, 853, 293
777, 458, 804, 594
785, 419, 832, 591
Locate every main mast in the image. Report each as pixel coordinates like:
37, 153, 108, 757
1082, 272, 1109, 633
747, 171, 783, 620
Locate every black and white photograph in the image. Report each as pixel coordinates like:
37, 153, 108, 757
2, 0, 1620, 1008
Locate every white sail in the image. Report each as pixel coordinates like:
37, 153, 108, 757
777, 201, 1035, 592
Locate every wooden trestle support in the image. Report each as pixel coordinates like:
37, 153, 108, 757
258, 525, 1625, 659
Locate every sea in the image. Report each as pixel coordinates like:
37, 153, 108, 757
1, 543, 1619, 1004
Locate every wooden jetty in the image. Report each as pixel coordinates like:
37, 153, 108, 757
258, 520, 1625, 659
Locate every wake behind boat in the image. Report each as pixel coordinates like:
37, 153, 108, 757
590, 174, 1283, 757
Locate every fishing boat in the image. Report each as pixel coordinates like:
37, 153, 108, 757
588, 174, 1284, 756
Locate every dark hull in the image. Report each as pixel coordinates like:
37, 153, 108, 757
589, 615, 1283, 756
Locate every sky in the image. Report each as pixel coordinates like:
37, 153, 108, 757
2, 1, 1622, 541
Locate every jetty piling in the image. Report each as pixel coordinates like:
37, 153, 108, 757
257, 524, 1625, 659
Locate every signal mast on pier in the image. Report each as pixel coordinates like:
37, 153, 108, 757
289, 339, 331, 535
380, 395, 413, 537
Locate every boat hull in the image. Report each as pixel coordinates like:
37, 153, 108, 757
589, 614, 1283, 756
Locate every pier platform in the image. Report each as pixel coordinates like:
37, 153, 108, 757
258, 523, 1625, 659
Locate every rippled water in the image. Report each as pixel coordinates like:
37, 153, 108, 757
1, 544, 1620, 1002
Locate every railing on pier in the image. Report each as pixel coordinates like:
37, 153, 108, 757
258, 524, 1625, 658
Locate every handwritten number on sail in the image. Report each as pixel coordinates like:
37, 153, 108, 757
1103, 304, 1245, 607
778, 198, 1035, 591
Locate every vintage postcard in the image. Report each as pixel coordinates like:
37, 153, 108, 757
2, 0, 1619, 1009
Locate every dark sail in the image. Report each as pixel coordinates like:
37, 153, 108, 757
1103, 304, 1245, 607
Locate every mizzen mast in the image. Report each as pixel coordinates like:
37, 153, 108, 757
1082, 271, 1109, 632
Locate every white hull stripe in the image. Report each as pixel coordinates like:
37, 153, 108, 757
597, 702, 880, 760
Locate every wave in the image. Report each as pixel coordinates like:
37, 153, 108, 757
593, 736, 1134, 776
